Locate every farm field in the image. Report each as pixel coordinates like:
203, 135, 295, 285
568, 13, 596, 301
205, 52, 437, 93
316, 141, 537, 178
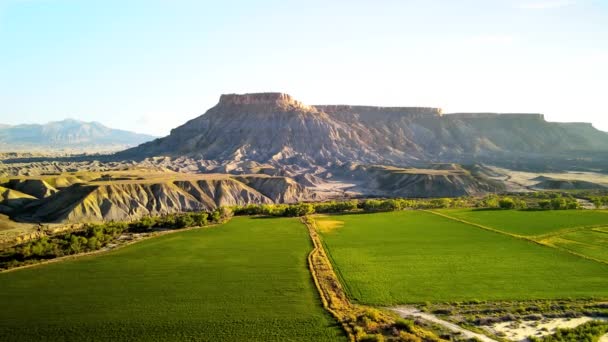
439, 209, 608, 236
542, 228, 608, 263
315, 211, 608, 304
0, 217, 344, 342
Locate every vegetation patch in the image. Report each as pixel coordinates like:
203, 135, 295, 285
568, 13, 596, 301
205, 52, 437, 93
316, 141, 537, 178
528, 320, 608, 342
316, 218, 345, 233
0, 217, 344, 342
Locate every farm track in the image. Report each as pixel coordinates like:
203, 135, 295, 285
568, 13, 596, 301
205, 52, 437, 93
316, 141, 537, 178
391, 307, 499, 342
303, 217, 355, 341
427, 210, 608, 266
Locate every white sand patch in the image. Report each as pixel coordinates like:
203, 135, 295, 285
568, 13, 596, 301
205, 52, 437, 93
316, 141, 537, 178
487, 317, 605, 341
599, 332, 608, 342
490, 167, 608, 188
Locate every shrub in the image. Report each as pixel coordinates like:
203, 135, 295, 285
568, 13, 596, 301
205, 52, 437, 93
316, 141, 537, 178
359, 333, 384, 342
284, 203, 314, 217
499, 197, 516, 209
175, 215, 195, 228
398, 331, 422, 342
394, 318, 414, 332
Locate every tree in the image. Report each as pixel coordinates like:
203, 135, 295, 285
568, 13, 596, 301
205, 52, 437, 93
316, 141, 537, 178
430, 198, 452, 209
482, 195, 500, 208
285, 203, 314, 217
551, 197, 567, 210
211, 209, 222, 222
87, 237, 101, 250
592, 197, 603, 209
539, 200, 552, 210
176, 214, 195, 228
363, 199, 383, 212
498, 197, 516, 209
192, 212, 209, 226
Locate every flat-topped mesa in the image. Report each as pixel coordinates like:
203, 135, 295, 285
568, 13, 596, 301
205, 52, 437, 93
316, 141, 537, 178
218, 92, 312, 111
315, 105, 443, 120
448, 113, 546, 121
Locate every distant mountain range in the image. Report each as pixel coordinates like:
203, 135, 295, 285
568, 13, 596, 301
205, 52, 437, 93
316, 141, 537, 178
0, 119, 156, 152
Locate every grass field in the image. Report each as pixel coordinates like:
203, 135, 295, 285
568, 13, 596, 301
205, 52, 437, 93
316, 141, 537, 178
440, 209, 608, 236
315, 211, 608, 304
543, 228, 608, 263
0, 217, 344, 342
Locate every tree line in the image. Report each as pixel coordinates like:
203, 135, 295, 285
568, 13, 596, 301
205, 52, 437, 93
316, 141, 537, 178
232, 193, 583, 218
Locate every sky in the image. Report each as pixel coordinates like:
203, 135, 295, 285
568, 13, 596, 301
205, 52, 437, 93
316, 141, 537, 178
1, 0, 607, 136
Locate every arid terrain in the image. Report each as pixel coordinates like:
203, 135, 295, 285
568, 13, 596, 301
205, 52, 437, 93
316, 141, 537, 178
2, 93, 608, 342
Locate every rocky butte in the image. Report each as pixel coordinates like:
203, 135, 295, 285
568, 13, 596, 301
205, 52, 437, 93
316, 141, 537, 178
120, 92, 608, 168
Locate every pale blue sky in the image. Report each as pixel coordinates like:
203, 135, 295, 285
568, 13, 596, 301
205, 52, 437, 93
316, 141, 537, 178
1, 0, 607, 135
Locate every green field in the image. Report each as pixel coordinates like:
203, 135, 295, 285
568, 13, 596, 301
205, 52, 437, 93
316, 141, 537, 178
440, 209, 608, 236
315, 211, 608, 304
0, 217, 344, 342
545, 228, 608, 263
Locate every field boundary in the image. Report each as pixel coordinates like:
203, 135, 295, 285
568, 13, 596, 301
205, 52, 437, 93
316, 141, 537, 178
427, 210, 608, 267
302, 217, 356, 341
0, 223, 221, 274
533, 224, 608, 240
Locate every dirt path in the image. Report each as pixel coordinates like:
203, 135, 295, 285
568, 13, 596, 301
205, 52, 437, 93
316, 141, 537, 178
391, 306, 499, 342
600, 333, 608, 342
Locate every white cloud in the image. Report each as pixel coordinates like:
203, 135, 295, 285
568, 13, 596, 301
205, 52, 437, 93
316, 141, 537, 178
517, 0, 576, 9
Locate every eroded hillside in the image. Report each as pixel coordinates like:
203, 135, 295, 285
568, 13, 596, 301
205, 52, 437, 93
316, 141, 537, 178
1, 170, 315, 224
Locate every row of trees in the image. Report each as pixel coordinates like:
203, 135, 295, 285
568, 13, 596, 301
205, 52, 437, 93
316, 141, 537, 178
590, 196, 608, 209
232, 193, 586, 218
0, 207, 234, 269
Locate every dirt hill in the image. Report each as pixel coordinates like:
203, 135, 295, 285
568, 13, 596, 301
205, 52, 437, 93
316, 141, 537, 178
14, 173, 315, 223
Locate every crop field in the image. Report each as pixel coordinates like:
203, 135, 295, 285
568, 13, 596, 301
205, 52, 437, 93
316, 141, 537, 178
315, 211, 608, 304
542, 228, 608, 263
0, 217, 344, 342
440, 209, 608, 236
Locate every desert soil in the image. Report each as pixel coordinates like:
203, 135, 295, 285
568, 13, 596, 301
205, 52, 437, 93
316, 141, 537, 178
486, 316, 607, 341
391, 306, 498, 342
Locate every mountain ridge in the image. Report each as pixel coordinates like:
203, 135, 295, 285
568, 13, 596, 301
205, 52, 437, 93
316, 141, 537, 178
0, 119, 156, 152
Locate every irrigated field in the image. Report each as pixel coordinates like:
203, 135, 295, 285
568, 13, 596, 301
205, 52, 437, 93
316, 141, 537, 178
542, 228, 608, 263
315, 211, 608, 304
441, 209, 608, 236
439, 209, 608, 263
0, 217, 344, 342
